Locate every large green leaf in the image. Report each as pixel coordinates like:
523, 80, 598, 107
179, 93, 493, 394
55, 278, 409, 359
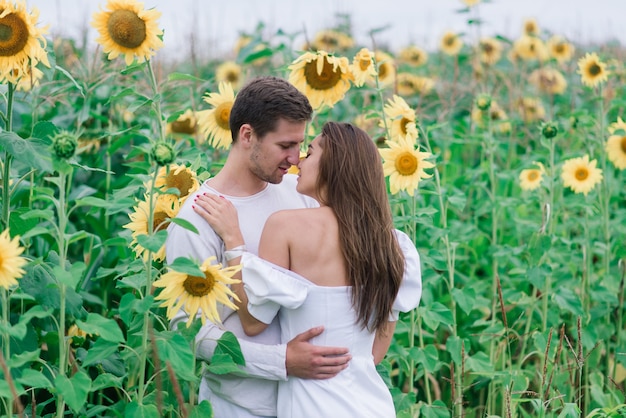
76, 313, 124, 343
54, 370, 91, 413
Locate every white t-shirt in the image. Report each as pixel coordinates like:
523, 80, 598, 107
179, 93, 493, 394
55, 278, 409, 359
165, 174, 317, 417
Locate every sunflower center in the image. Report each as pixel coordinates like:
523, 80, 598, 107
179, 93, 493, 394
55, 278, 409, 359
182, 274, 215, 297
0, 12, 29, 57
153, 210, 170, 232
620, 136, 626, 153
527, 171, 539, 181
587, 63, 602, 76
166, 171, 194, 198
378, 62, 388, 79
304, 56, 343, 90
107, 9, 147, 49
481, 42, 494, 54
445, 36, 456, 46
225, 71, 239, 83
171, 119, 196, 134
555, 44, 565, 54
395, 151, 418, 176
400, 118, 412, 136
574, 168, 589, 181
358, 58, 371, 71
214, 103, 232, 130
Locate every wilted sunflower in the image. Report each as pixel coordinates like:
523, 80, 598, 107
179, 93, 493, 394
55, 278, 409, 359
380, 95, 418, 141
512, 35, 549, 62
153, 163, 200, 204
2, 64, 44, 91
288, 50, 352, 110
577, 52, 609, 88
561, 155, 603, 195
379, 136, 435, 196
547, 36, 574, 63
396, 73, 435, 96
215, 61, 243, 90
517, 97, 546, 123
0, 1, 49, 80
519, 163, 545, 191
523, 18, 540, 36
154, 256, 241, 327
472, 100, 511, 134
91, 0, 163, 66
124, 194, 180, 262
166, 109, 197, 137
528, 67, 567, 95
398, 45, 428, 67
371, 50, 396, 88
440, 31, 463, 56
0, 229, 27, 290
351, 47, 377, 87
310, 29, 354, 52
605, 133, 626, 170
477, 37, 502, 65
196, 82, 236, 149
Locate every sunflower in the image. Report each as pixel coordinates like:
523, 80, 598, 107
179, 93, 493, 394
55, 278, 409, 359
577, 52, 609, 88
519, 163, 545, 191
234, 35, 270, 66
287, 151, 307, 175
379, 136, 435, 196
517, 97, 546, 123
608, 117, 626, 135
396, 73, 434, 96
380, 95, 418, 142
91, 0, 163, 66
0, 229, 27, 290
166, 109, 197, 137
288, 50, 352, 110
215, 61, 243, 90
440, 31, 463, 56
512, 35, 549, 62
605, 133, 626, 170
561, 155, 603, 196
196, 82, 236, 149
528, 67, 567, 95
0, 1, 49, 79
547, 36, 574, 63
523, 18, 540, 36
2, 63, 44, 91
370, 50, 396, 88
351, 47, 377, 87
477, 37, 502, 65
310, 29, 354, 52
472, 100, 511, 134
461, 0, 481, 7
398, 45, 428, 67
153, 163, 200, 204
154, 256, 241, 327
123, 194, 180, 262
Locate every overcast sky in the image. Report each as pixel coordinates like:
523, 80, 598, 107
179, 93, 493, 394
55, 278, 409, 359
29, 0, 625, 61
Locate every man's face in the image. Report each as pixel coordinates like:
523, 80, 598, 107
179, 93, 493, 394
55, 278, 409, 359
249, 119, 307, 184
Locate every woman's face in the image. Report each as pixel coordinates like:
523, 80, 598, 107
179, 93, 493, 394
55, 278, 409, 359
296, 134, 323, 200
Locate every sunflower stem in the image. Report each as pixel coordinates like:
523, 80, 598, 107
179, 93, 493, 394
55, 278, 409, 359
2, 83, 15, 230
146, 60, 166, 144
1, 288, 13, 418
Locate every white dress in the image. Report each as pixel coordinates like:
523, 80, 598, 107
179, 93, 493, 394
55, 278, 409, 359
241, 249, 422, 418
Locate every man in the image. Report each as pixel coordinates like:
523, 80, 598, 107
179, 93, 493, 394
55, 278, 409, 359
165, 76, 352, 417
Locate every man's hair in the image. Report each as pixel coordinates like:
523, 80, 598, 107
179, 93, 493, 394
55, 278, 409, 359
229, 76, 313, 142
315, 122, 405, 334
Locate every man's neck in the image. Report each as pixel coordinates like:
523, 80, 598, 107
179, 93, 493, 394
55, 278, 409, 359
208, 159, 268, 197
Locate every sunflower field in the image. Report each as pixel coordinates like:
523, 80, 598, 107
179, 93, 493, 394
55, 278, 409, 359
1, 0, 626, 417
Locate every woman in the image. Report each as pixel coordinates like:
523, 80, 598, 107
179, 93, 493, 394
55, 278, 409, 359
193, 121, 420, 417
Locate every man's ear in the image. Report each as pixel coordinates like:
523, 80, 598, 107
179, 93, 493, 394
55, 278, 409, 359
238, 124, 254, 147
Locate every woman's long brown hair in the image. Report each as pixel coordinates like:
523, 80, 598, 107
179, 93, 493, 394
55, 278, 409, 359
316, 122, 405, 333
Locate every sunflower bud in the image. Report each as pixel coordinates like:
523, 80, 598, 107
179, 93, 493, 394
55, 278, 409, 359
541, 121, 558, 139
475, 94, 492, 111
569, 116, 578, 130
151, 142, 175, 166
52, 131, 78, 159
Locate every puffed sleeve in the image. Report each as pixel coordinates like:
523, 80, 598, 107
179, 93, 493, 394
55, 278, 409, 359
390, 229, 422, 321
241, 253, 309, 325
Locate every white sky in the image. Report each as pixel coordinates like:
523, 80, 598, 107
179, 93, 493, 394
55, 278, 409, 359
28, 0, 625, 62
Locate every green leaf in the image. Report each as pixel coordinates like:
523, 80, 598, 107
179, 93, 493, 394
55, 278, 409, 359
82, 339, 120, 367
215, 331, 245, 366
554, 288, 584, 317
169, 217, 199, 234
168, 257, 204, 277
206, 353, 247, 376
76, 313, 124, 343
419, 302, 454, 330
451, 287, 476, 315
54, 371, 91, 413
125, 401, 159, 418
0, 131, 53, 172
91, 373, 124, 392
465, 351, 494, 374
16, 369, 52, 389
167, 72, 206, 83
7, 349, 41, 369
188, 400, 213, 418
557, 403, 581, 418
413, 344, 441, 373
156, 332, 196, 381
135, 230, 168, 253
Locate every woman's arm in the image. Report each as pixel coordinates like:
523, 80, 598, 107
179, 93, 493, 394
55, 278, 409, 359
193, 193, 266, 336
372, 321, 397, 364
